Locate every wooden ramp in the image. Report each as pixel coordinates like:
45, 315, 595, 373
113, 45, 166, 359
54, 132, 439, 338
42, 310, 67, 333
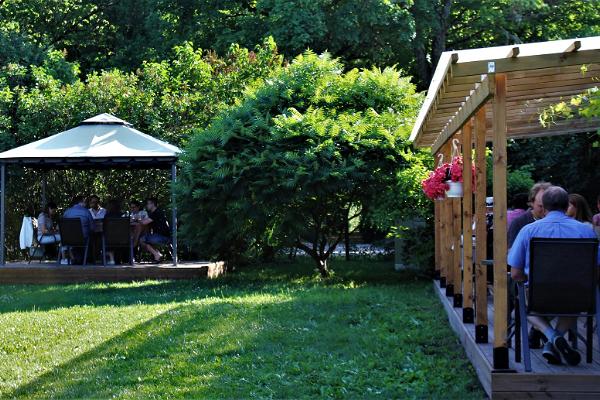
435, 281, 600, 399
0, 261, 225, 284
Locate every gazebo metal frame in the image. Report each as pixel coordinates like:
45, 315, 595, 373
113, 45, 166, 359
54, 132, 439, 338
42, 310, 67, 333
0, 114, 181, 266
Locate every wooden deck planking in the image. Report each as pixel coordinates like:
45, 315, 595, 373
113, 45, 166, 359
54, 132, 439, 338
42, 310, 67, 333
0, 261, 225, 284
434, 280, 600, 399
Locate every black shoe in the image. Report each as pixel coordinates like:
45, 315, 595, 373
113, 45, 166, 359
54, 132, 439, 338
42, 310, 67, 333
529, 327, 547, 349
553, 336, 581, 366
542, 341, 562, 365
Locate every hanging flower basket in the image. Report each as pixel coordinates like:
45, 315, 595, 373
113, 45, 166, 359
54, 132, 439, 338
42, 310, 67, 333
445, 180, 463, 198
421, 144, 476, 201
444, 151, 475, 198
421, 161, 449, 201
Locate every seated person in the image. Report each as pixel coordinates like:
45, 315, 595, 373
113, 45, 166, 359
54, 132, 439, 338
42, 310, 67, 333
509, 186, 600, 366
130, 199, 149, 247
129, 200, 148, 221
139, 198, 171, 262
105, 199, 124, 218
593, 194, 600, 227
88, 194, 106, 219
63, 195, 95, 263
507, 192, 528, 229
37, 202, 61, 245
594, 194, 600, 238
64, 195, 94, 238
103, 199, 126, 265
567, 193, 593, 226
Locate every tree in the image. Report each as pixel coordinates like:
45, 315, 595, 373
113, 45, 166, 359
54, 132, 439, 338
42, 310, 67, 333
524, 76, 600, 201
410, 0, 600, 88
0, 39, 281, 258
178, 52, 420, 276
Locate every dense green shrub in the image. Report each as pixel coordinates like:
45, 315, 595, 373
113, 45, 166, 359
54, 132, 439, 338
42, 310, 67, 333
0, 40, 281, 259
178, 52, 422, 276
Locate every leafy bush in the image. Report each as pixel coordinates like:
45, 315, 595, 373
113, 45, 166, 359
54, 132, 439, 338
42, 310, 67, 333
178, 52, 421, 276
0, 40, 281, 259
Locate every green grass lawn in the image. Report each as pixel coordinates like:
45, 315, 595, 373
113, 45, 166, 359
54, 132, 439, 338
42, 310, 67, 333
0, 259, 484, 399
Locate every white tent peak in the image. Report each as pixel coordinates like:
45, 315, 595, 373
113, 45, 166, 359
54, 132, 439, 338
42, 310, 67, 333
81, 113, 132, 127
0, 114, 181, 167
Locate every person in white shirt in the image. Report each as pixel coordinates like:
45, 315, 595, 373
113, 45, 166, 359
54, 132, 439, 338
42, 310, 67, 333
88, 194, 106, 219
38, 202, 61, 244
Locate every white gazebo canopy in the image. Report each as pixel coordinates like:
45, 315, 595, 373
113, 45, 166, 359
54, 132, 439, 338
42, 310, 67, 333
0, 114, 182, 265
0, 113, 181, 168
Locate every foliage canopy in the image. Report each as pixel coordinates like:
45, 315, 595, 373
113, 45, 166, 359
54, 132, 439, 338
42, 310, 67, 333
178, 53, 423, 275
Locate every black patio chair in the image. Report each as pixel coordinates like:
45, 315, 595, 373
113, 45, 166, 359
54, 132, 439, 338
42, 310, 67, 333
28, 232, 59, 264
27, 217, 56, 264
102, 217, 134, 266
515, 237, 599, 372
58, 218, 90, 266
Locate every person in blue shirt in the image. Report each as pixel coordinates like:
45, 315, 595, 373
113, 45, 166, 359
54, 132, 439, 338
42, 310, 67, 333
63, 194, 95, 264
63, 194, 94, 239
508, 186, 600, 366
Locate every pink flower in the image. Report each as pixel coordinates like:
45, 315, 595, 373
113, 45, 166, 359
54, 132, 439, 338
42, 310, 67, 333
422, 163, 450, 200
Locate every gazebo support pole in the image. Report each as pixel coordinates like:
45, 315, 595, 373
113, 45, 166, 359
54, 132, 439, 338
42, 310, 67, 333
0, 163, 5, 266
41, 173, 47, 209
171, 163, 178, 266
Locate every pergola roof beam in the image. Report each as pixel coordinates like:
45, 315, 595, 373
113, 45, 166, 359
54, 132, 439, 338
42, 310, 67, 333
432, 76, 491, 153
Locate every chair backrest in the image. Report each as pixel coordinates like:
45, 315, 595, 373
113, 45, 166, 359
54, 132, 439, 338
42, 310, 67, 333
59, 218, 87, 246
103, 218, 131, 246
528, 237, 599, 315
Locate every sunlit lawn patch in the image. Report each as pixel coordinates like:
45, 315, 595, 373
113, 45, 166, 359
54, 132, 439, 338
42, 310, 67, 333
0, 259, 483, 399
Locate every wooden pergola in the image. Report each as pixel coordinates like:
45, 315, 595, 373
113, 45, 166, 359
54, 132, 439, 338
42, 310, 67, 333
411, 36, 600, 398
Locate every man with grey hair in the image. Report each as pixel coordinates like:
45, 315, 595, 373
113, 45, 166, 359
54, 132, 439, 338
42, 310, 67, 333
508, 181, 552, 248
507, 181, 551, 348
508, 186, 600, 366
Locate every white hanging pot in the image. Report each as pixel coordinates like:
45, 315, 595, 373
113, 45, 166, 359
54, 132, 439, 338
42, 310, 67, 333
445, 180, 463, 198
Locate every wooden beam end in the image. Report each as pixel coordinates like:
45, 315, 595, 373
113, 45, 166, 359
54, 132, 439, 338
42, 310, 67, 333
565, 40, 582, 53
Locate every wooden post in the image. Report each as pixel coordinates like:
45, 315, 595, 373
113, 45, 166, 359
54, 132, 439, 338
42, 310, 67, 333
492, 73, 509, 369
462, 119, 474, 323
474, 106, 488, 343
434, 191, 441, 280
442, 142, 454, 297
433, 148, 443, 281
439, 197, 448, 288
452, 190, 462, 308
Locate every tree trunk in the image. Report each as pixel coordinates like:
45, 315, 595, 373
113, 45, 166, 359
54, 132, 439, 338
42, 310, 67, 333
344, 212, 350, 261
315, 257, 330, 278
430, 0, 452, 72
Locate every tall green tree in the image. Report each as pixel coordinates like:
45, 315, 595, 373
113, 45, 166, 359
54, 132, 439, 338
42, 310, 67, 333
178, 52, 421, 276
3, 0, 599, 89
411, 0, 600, 88
0, 39, 281, 258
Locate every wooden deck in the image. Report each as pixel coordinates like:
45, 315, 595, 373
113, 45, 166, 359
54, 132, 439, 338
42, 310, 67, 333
435, 280, 600, 399
0, 261, 225, 284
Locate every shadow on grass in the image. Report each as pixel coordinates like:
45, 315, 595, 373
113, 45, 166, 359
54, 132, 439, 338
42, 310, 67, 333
0, 259, 426, 315
4, 301, 262, 399
4, 281, 482, 399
